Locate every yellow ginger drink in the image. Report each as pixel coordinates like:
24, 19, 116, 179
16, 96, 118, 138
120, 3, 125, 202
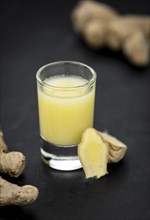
36, 61, 96, 171
37, 76, 95, 146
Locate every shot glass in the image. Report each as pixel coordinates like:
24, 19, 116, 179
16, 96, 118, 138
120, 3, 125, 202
36, 61, 96, 171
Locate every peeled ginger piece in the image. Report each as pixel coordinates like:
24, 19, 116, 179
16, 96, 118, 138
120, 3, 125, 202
78, 128, 109, 179
99, 132, 128, 163
78, 128, 128, 179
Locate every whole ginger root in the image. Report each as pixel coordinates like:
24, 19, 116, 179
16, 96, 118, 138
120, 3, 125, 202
0, 130, 39, 206
72, 0, 150, 66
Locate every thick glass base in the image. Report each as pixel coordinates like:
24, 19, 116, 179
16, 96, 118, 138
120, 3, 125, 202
40, 138, 82, 171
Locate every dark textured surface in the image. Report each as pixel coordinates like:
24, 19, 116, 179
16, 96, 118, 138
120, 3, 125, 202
0, 1, 150, 220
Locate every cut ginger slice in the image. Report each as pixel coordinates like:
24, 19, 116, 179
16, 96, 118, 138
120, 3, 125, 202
99, 132, 128, 163
78, 128, 109, 179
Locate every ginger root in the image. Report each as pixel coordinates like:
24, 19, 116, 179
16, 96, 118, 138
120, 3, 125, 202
72, 0, 150, 66
0, 130, 25, 177
78, 128, 127, 179
78, 128, 109, 179
99, 132, 127, 163
0, 176, 39, 206
0, 130, 39, 206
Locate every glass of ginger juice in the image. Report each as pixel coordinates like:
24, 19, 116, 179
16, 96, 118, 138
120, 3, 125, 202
36, 61, 97, 171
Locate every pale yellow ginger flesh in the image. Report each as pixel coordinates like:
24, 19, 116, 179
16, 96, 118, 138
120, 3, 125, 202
78, 128, 109, 179
78, 128, 127, 179
0, 131, 25, 177
0, 176, 39, 206
99, 132, 127, 163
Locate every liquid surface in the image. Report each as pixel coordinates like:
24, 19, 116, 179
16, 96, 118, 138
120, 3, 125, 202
44, 75, 88, 87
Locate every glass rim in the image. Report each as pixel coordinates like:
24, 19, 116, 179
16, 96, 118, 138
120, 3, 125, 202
36, 60, 97, 89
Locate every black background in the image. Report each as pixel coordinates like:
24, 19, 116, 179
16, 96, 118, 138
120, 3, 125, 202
0, 0, 150, 220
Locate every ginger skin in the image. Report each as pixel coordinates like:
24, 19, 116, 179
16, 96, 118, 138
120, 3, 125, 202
72, 1, 150, 66
0, 176, 39, 206
0, 130, 25, 177
0, 130, 39, 206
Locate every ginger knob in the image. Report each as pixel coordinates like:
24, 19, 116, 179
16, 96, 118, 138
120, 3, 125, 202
78, 128, 128, 180
78, 128, 109, 179
72, 1, 150, 66
0, 130, 25, 177
99, 132, 127, 163
0, 176, 39, 206
0, 129, 39, 206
